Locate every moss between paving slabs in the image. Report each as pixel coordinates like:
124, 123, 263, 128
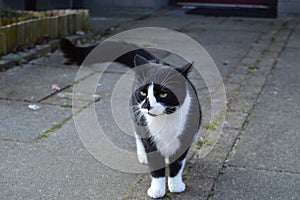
35, 116, 73, 140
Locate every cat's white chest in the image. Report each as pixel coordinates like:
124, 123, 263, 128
145, 92, 191, 158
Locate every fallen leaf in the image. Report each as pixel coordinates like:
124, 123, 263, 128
45, 52, 52, 57
52, 84, 61, 91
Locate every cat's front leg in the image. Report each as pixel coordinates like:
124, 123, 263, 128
135, 132, 148, 164
148, 168, 166, 198
168, 158, 186, 193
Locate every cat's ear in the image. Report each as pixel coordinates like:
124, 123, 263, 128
134, 54, 149, 67
176, 62, 193, 77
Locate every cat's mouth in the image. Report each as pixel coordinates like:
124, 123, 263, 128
141, 107, 164, 117
147, 112, 158, 117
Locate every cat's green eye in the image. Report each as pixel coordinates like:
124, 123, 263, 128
140, 91, 147, 97
159, 92, 168, 98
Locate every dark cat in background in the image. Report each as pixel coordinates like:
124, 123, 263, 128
60, 38, 201, 198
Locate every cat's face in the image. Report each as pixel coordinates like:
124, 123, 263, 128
135, 82, 179, 117
132, 54, 192, 118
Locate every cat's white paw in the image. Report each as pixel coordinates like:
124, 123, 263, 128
135, 133, 148, 164
147, 185, 166, 199
168, 179, 186, 193
147, 177, 166, 199
168, 158, 186, 193
137, 153, 148, 164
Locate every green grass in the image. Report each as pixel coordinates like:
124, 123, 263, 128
39, 133, 50, 138
198, 138, 209, 147
15, 58, 27, 66
61, 103, 71, 108
248, 65, 259, 72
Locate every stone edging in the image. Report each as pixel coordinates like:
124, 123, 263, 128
0, 35, 84, 72
0, 9, 89, 57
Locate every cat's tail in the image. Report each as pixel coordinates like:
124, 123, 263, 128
60, 38, 159, 67
60, 38, 96, 65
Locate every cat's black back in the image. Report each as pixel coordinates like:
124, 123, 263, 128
60, 38, 159, 67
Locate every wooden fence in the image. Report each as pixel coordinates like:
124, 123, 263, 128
0, 9, 89, 56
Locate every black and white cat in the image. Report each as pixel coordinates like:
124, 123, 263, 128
131, 55, 201, 198
60, 38, 202, 198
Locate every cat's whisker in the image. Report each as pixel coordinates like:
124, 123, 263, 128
140, 70, 148, 85
134, 77, 145, 86
162, 80, 178, 86
160, 68, 176, 86
160, 73, 181, 88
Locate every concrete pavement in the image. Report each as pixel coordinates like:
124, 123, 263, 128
1, 8, 299, 199
212, 20, 300, 200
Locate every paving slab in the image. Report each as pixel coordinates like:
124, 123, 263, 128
224, 111, 248, 130
212, 167, 300, 200
187, 18, 280, 79
95, 96, 140, 153
37, 118, 84, 149
220, 18, 274, 32
250, 48, 300, 112
30, 51, 100, 82
41, 86, 91, 107
90, 17, 133, 33
40, 96, 136, 153
89, 7, 153, 33
96, 71, 129, 96
42, 68, 137, 152
202, 129, 240, 162
31, 50, 72, 68
184, 17, 273, 32
0, 141, 141, 200
185, 29, 259, 76
90, 7, 153, 18
229, 109, 300, 172
230, 83, 262, 111
41, 64, 132, 107
226, 36, 300, 173
286, 22, 300, 48
223, 82, 240, 101
270, 47, 300, 86
41, 69, 127, 106
117, 14, 199, 31
0, 100, 71, 142
256, 84, 300, 113
0, 65, 78, 102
